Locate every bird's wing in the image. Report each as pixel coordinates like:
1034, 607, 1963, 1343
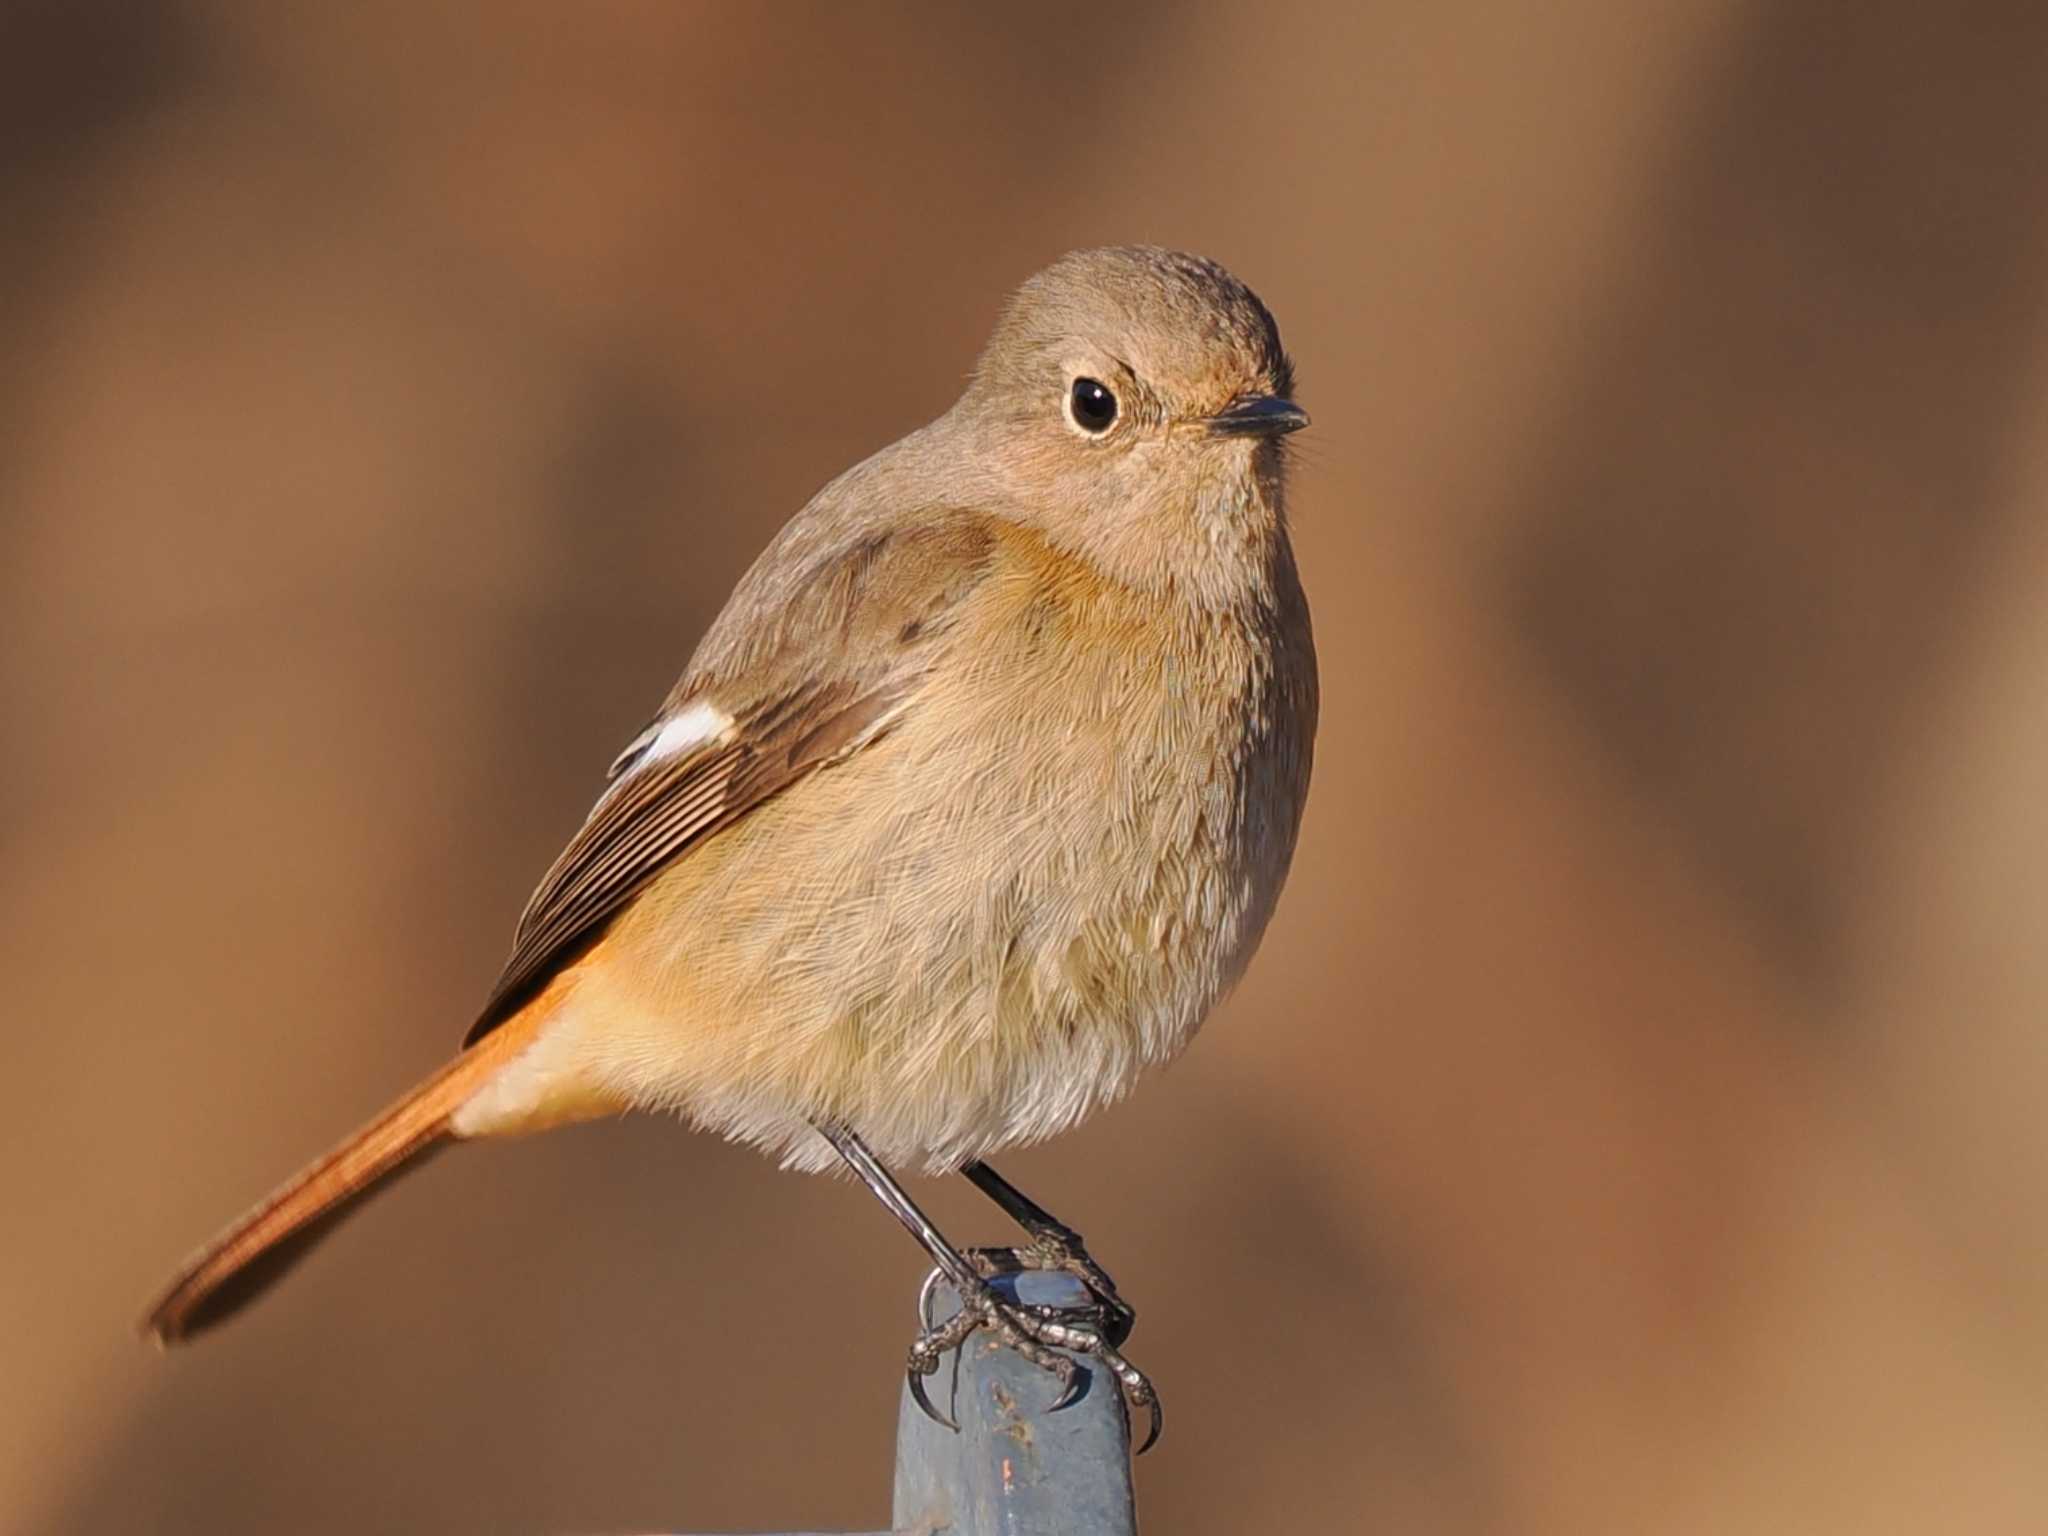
465, 514, 998, 1044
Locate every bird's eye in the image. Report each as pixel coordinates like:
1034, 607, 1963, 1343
1068, 377, 1119, 434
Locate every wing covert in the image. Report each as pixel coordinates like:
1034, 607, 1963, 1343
465, 514, 998, 1044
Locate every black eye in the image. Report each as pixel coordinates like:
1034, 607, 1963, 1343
1069, 377, 1118, 434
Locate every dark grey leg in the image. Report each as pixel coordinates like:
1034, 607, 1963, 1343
815, 1125, 1162, 1451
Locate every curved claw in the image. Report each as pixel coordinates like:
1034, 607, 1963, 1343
1045, 1357, 1087, 1414
1134, 1393, 1164, 1456
907, 1364, 958, 1433
916, 1265, 947, 1331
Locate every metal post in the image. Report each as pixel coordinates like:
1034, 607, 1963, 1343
891, 1270, 1138, 1536
664, 1269, 1137, 1535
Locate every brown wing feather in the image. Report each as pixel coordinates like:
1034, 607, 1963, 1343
469, 683, 881, 1042
465, 513, 1000, 1046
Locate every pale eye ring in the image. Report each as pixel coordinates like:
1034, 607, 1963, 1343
1067, 377, 1119, 434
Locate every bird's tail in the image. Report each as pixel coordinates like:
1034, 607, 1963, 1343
143, 1010, 545, 1345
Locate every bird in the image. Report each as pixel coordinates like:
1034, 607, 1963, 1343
143, 245, 1317, 1451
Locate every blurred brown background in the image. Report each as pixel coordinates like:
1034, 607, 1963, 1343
7, 2, 2048, 1531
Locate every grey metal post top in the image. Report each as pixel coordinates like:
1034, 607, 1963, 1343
893, 1272, 1137, 1536
663, 1270, 1139, 1536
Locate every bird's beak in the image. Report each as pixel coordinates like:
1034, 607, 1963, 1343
1205, 393, 1311, 438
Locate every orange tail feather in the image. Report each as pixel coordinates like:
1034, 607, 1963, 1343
144, 1012, 540, 1344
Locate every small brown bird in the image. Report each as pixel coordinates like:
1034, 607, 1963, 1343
145, 246, 1316, 1447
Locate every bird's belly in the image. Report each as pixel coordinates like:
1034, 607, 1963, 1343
574, 567, 1310, 1173
566, 716, 1276, 1172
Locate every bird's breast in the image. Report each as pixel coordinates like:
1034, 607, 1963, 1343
588, 536, 1315, 1170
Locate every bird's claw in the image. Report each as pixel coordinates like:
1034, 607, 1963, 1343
906, 1363, 956, 1433
904, 1260, 1162, 1452
1046, 1353, 1087, 1414
1120, 1359, 1164, 1455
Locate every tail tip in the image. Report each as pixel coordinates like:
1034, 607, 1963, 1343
139, 1291, 188, 1349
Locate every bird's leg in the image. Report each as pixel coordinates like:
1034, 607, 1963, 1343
960, 1160, 1133, 1345
814, 1124, 1162, 1451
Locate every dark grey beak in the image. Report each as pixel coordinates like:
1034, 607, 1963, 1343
1206, 393, 1311, 438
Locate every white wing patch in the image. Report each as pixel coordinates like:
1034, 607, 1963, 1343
607, 699, 735, 781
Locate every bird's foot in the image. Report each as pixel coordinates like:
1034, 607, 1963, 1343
906, 1263, 1162, 1454
963, 1231, 1135, 1348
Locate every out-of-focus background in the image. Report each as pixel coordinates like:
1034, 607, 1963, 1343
7, 3, 2047, 1531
